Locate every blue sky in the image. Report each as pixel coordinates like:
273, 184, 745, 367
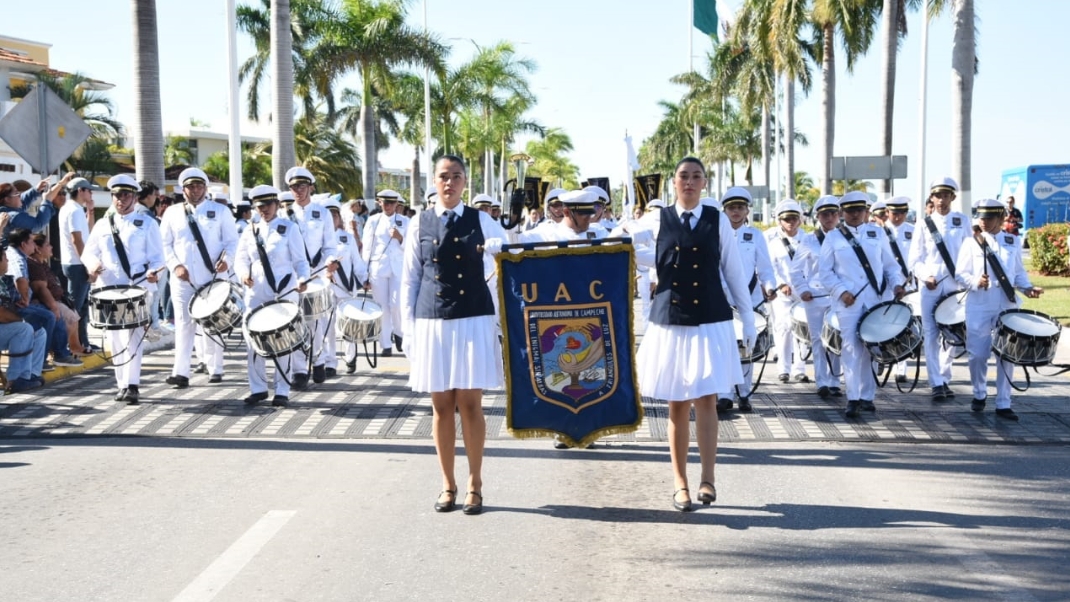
5, 0, 1067, 204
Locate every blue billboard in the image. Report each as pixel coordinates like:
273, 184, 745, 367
1000, 164, 1070, 232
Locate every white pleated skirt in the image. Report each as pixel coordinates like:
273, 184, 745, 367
637, 320, 743, 401
407, 315, 504, 393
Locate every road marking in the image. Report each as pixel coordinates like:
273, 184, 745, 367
172, 510, 296, 602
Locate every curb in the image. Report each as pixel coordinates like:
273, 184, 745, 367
39, 329, 177, 386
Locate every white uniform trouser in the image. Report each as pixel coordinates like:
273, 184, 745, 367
772, 294, 805, 377
835, 300, 876, 401
802, 299, 840, 389
966, 309, 1014, 408
172, 277, 224, 378
719, 287, 766, 400
635, 269, 651, 335
244, 291, 299, 397
109, 326, 146, 389
369, 269, 402, 349
920, 284, 958, 387
294, 315, 329, 372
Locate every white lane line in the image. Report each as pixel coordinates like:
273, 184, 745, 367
172, 510, 296, 602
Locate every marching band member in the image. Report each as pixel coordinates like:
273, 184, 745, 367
583, 185, 617, 230
235, 185, 310, 407
234, 198, 253, 236
281, 167, 336, 387
361, 189, 410, 358
906, 177, 970, 401
160, 168, 239, 389
765, 199, 808, 384
401, 155, 507, 516
884, 196, 915, 382
471, 194, 502, 335
790, 195, 843, 399
717, 187, 776, 413
819, 191, 906, 418
322, 197, 368, 376
81, 175, 166, 404
954, 198, 1043, 421
636, 157, 756, 512
625, 198, 665, 334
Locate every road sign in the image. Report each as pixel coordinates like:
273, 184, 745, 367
831, 155, 908, 180
0, 83, 91, 174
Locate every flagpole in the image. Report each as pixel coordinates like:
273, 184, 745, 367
423, 0, 433, 200
916, 6, 930, 216
225, 0, 242, 199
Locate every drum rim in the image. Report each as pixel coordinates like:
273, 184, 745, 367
90, 283, 147, 299
996, 308, 1063, 340
246, 299, 303, 335
858, 300, 914, 342
933, 290, 967, 323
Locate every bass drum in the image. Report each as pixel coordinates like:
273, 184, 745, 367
821, 310, 842, 356
336, 297, 383, 344
733, 309, 771, 364
245, 300, 309, 358
858, 301, 922, 365
933, 291, 967, 347
992, 309, 1062, 366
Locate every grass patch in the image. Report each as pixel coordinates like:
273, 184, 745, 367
1021, 272, 1070, 323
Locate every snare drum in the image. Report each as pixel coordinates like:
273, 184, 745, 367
934, 291, 967, 347
189, 279, 244, 335
790, 303, 810, 345
858, 301, 922, 364
245, 300, 309, 358
336, 297, 383, 343
89, 285, 150, 330
992, 309, 1062, 366
734, 310, 772, 364
300, 280, 335, 321
821, 310, 842, 356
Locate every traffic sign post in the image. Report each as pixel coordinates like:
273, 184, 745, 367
0, 83, 91, 175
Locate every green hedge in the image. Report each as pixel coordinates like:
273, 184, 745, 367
1027, 223, 1070, 276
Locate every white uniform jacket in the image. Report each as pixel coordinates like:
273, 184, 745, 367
819, 223, 904, 305
160, 200, 239, 285
235, 217, 311, 302
284, 201, 336, 269
953, 231, 1031, 313
906, 211, 970, 284
81, 213, 166, 286
328, 229, 368, 299
361, 212, 410, 279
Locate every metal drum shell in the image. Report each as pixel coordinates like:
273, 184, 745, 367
88, 285, 151, 331
992, 309, 1061, 367
821, 310, 842, 356
858, 300, 923, 365
336, 297, 383, 343
790, 302, 810, 345
188, 280, 245, 336
300, 281, 335, 321
245, 300, 309, 358
933, 291, 968, 348
734, 310, 772, 364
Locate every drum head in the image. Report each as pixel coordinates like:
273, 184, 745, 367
790, 303, 808, 322
247, 301, 300, 331
92, 286, 145, 301
733, 311, 767, 339
190, 281, 233, 318
860, 302, 911, 342
303, 281, 329, 294
934, 293, 966, 324
1000, 311, 1060, 337
340, 298, 383, 320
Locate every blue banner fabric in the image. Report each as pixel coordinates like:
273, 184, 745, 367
497, 243, 643, 446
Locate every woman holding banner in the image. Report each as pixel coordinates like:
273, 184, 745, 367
401, 155, 507, 516
636, 157, 757, 512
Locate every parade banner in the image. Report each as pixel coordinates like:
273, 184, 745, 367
497, 242, 643, 447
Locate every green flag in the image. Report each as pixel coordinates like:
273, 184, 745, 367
693, 0, 719, 39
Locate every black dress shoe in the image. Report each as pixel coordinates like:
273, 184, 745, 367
312, 364, 326, 384
462, 491, 483, 515
971, 398, 986, 412
325, 367, 337, 378
345, 361, 356, 374
697, 482, 717, 505
114, 388, 127, 402
737, 397, 752, 413
778, 373, 790, 383
995, 408, 1019, 421
817, 386, 831, 399
271, 395, 289, 407
194, 362, 207, 374
672, 488, 693, 512
244, 391, 269, 406
861, 399, 876, 412
942, 384, 956, 399
931, 387, 947, 402
845, 400, 862, 418
716, 398, 733, 412
208, 374, 223, 384
166, 375, 190, 389
829, 387, 843, 397
434, 489, 457, 513
393, 334, 403, 353
122, 385, 140, 404
793, 374, 810, 383
291, 373, 309, 390
381, 348, 393, 357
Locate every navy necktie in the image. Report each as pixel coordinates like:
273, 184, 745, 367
445, 210, 456, 229
682, 211, 693, 234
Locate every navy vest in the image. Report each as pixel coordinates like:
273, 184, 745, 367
649, 206, 733, 326
415, 208, 494, 320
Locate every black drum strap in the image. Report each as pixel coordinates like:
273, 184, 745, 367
978, 238, 1017, 303
817, 230, 825, 245
253, 225, 290, 294
884, 225, 909, 279
924, 216, 956, 278
838, 225, 884, 295
286, 206, 317, 268
108, 215, 146, 281
780, 234, 796, 260
748, 271, 759, 294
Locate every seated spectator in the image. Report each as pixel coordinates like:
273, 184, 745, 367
5, 228, 81, 369
0, 243, 47, 392
28, 233, 87, 355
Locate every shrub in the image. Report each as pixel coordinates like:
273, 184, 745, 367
1027, 223, 1070, 276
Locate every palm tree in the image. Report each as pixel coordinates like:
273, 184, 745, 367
324, 0, 445, 198
294, 112, 363, 196
832, 178, 873, 195
931, 0, 976, 210
526, 128, 579, 188
10, 72, 124, 139
877, 0, 921, 195
164, 135, 195, 167
270, 0, 295, 187
203, 143, 274, 187
132, 0, 163, 186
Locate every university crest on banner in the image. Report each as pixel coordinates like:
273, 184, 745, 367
497, 242, 643, 447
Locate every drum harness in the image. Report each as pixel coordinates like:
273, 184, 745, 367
252, 223, 301, 385
335, 256, 381, 369
185, 203, 241, 351
98, 215, 153, 366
